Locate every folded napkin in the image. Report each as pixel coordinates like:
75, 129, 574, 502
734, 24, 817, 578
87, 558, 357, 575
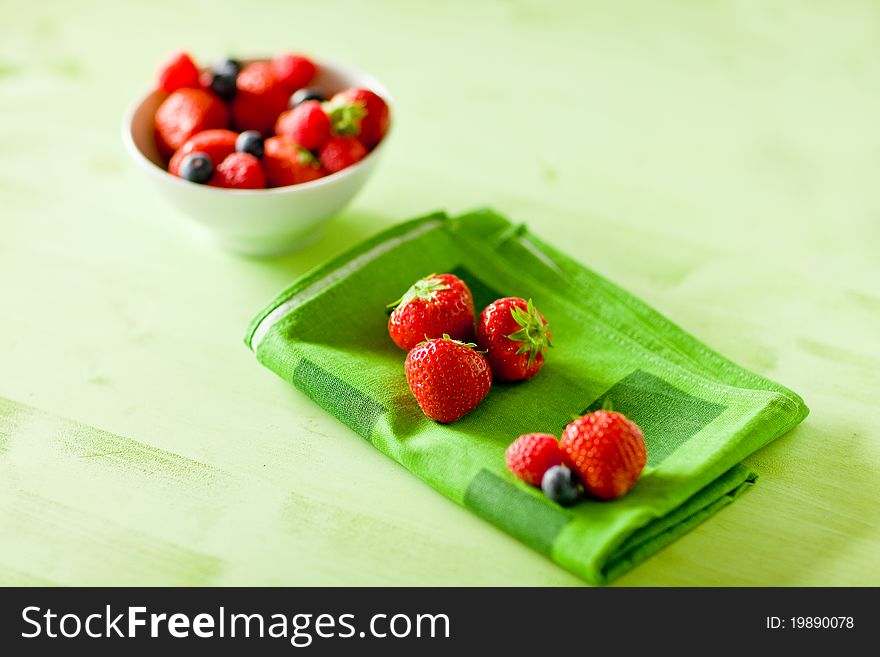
245, 209, 808, 584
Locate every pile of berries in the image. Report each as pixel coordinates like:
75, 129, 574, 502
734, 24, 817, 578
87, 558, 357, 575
386, 272, 647, 504
505, 411, 647, 505
387, 273, 552, 423
152, 51, 390, 189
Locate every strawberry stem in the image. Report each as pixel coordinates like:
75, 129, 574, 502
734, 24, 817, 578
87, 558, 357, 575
387, 274, 449, 309
325, 99, 367, 136
415, 333, 481, 349
296, 146, 319, 168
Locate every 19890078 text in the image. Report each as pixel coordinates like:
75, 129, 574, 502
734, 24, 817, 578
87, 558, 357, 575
766, 616, 854, 630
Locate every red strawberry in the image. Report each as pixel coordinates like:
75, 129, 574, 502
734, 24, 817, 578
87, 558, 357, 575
209, 152, 266, 189
318, 136, 367, 173
326, 87, 390, 150
388, 273, 475, 351
231, 62, 288, 134
560, 410, 647, 500
262, 136, 325, 187
476, 297, 551, 382
404, 336, 492, 423
275, 101, 331, 150
271, 53, 317, 94
154, 88, 229, 159
168, 129, 238, 176
505, 433, 562, 486
157, 51, 200, 93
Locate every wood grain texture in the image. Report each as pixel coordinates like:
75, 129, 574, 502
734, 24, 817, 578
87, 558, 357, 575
0, 0, 878, 585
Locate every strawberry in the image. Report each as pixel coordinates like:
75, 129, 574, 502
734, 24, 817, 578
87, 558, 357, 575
262, 136, 325, 187
275, 101, 331, 150
271, 53, 317, 95
476, 297, 551, 382
157, 51, 200, 93
326, 87, 390, 150
560, 410, 647, 500
231, 62, 288, 134
387, 273, 475, 351
318, 136, 367, 173
209, 152, 266, 189
154, 88, 229, 159
404, 336, 492, 423
505, 433, 562, 486
168, 129, 238, 176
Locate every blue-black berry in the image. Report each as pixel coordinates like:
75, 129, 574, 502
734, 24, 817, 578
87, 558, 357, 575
236, 130, 265, 159
289, 87, 326, 109
179, 152, 213, 184
210, 58, 240, 101
541, 465, 581, 507
215, 58, 241, 75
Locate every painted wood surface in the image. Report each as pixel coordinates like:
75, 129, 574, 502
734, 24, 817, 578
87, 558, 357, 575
0, 0, 878, 585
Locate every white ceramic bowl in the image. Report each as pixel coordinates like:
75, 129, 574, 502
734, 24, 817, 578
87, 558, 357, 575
122, 60, 391, 256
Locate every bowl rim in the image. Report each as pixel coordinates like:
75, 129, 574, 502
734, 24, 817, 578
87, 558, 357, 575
121, 57, 392, 196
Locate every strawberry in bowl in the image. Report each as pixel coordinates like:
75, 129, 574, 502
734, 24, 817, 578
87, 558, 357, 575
151, 50, 390, 190
123, 50, 392, 255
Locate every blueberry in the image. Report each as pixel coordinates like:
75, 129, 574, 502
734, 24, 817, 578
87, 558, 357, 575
214, 58, 241, 76
236, 130, 265, 159
541, 465, 581, 507
179, 152, 213, 184
210, 58, 240, 101
289, 87, 326, 108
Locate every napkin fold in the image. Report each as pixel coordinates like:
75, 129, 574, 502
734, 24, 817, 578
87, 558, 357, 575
246, 209, 808, 584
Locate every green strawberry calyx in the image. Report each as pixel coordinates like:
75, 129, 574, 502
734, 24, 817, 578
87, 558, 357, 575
325, 99, 367, 137
416, 334, 482, 351
387, 274, 449, 309
296, 146, 320, 168
506, 299, 552, 365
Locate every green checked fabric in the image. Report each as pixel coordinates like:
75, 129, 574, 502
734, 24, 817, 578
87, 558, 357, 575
245, 209, 809, 584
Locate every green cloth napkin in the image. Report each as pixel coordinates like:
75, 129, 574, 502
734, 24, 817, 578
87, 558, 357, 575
245, 209, 809, 584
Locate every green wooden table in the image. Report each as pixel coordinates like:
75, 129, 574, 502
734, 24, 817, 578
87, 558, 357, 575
1, 0, 878, 586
